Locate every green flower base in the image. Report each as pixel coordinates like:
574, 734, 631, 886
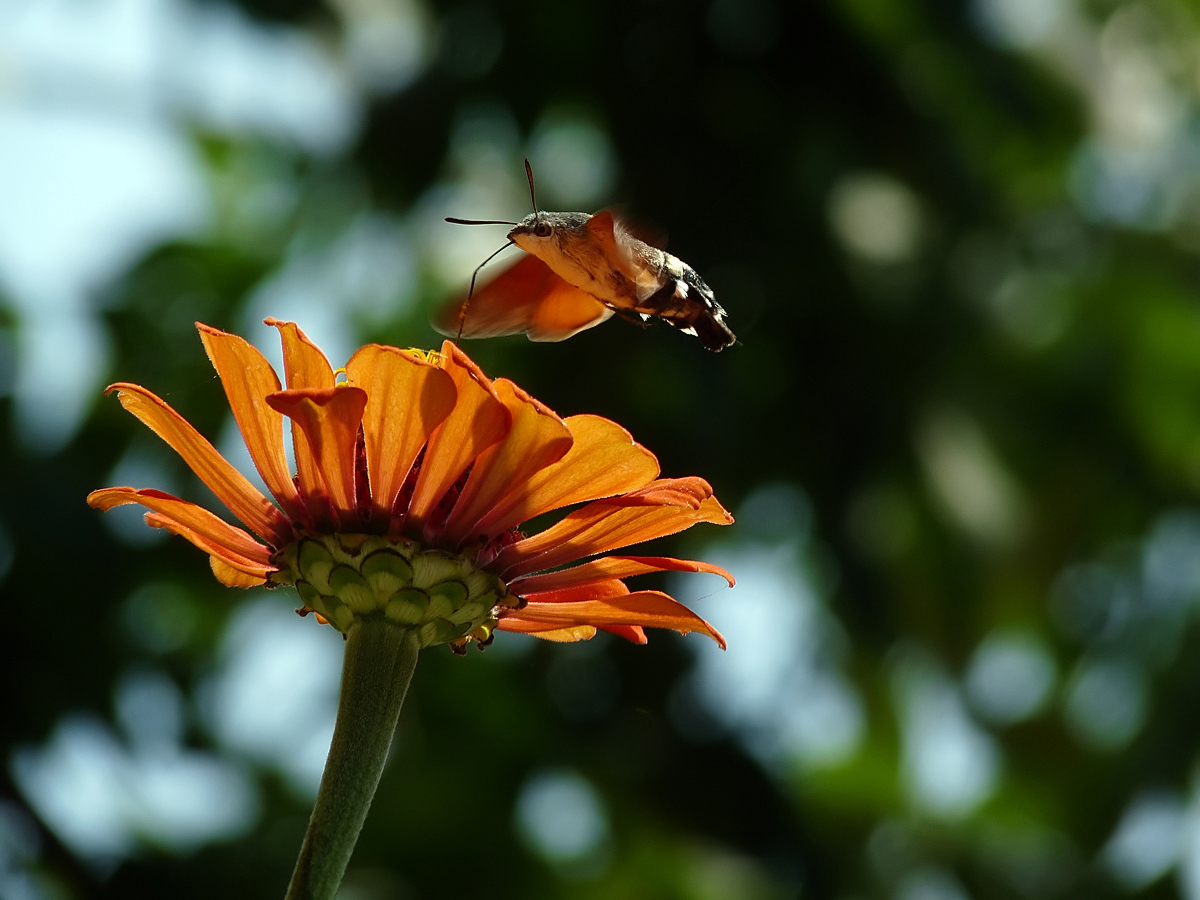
274, 533, 512, 648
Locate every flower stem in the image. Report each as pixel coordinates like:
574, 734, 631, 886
285, 618, 419, 900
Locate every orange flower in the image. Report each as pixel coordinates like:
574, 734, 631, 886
89, 321, 733, 650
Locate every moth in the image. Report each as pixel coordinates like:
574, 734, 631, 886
436, 161, 736, 351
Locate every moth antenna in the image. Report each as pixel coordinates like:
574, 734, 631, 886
445, 217, 517, 226
524, 158, 538, 222
456, 240, 515, 344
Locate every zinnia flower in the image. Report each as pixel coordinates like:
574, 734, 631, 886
89, 320, 733, 651
89, 319, 734, 900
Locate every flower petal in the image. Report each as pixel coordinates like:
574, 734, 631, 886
493, 620, 598, 642
441, 378, 572, 547
344, 344, 457, 523
472, 414, 661, 537
512, 555, 736, 594
520, 578, 630, 603
505, 589, 726, 648
503, 579, 650, 643
265, 318, 336, 390
143, 513, 277, 580
136, 512, 276, 586
103, 383, 293, 547
197, 323, 307, 525
88, 487, 274, 567
599, 625, 648, 644
495, 479, 733, 578
266, 318, 337, 515
267, 387, 368, 524
406, 341, 510, 533
209, 556, 269, 588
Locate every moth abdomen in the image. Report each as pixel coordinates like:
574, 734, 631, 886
687, 308, 737, 352
633, 260, 734, 351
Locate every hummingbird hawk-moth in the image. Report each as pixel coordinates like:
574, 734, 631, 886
436, 161, 736, 351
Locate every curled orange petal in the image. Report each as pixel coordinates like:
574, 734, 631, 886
441, 379, 572, 547
144, 513, 276, 579
496, 484, 733, 578
103, 384, 292, 547
89, 487, 273, 567
197, 323, 308, 526
209, 555, 269, 588
265, 319, 336, 391
492, 620, 599, 642
345, 344, 457, 523
266, 318, 337, 517
267, 387, 368, 524
519, 578, 629, 603
406, 341, 510, 533
607, 477, 716, 509
505, 589, 726, 648
599, 625, 648, 644
512, 555, 735, 595
472, 414, 660, 537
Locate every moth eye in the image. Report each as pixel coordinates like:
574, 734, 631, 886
533, 223, 552, 237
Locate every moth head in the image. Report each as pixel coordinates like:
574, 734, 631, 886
508, 212, 590, 253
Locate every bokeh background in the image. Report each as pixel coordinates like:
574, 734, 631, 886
3, 0, 1200, 897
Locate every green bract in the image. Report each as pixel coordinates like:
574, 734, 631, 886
272, 534, 513, 649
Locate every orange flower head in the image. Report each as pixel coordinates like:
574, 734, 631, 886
88, 321, 734, 651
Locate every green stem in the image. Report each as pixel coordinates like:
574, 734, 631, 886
285, 618, 420, 900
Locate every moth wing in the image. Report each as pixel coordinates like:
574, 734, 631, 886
585, 210, 622, 258
434, 253, 613, 342
591, 208, 668, 249
526, 278, 616, 342
587, 210, 665, 298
